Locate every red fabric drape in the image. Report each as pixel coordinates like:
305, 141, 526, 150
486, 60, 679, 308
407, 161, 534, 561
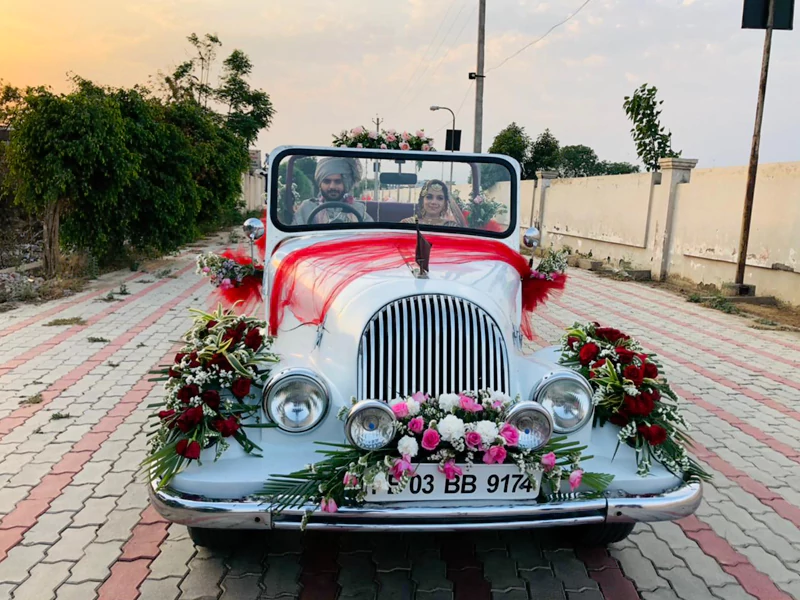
215, 249, 263, 315
268, 233, 566, 339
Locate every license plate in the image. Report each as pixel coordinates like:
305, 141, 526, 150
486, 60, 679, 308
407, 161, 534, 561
369, 464, 541, 502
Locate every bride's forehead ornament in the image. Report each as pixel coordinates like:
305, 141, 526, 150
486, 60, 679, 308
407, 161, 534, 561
426, 183, 445, 194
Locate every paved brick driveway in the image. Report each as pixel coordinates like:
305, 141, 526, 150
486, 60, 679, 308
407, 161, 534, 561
1, 237, 799, 600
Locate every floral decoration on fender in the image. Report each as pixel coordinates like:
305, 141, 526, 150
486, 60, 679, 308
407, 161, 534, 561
559, 322, 710, 482
196, 250, 264, 311
142, 305, 278, 489
261, 390, 613, 527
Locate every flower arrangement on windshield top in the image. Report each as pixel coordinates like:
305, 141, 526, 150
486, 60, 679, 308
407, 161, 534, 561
332, 127, 435, 151
559, 322, 710, 482
142, 305, 278, 489
261, 390, 613, 527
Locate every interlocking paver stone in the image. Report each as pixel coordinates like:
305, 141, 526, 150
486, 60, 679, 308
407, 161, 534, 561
179, 555, 226, 599
11, 559, 72, 600
138, 576, 182, 600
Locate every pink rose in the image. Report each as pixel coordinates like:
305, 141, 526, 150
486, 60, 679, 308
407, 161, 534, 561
202, 267, 210, 273
482, 445, 507, 465
399, 142, 410, 151
351, 126, 364, 136
459, 394, 483, 413
320, 497, 338, 513
569, 469, 583, 492
343, 472, 358, 487
421, 428, 440, 451
391, 402, 409, 418
472, 195, 484, 205
390, 455, 414, 480
368, 130, 378, 139
541, 452, 556, 472
492, 400, 505, 409
401, 131, 410, 141
386, 134, 397, 143
421, 143, 430, 152
438, 460, 463, 481
356, 143, 363, 148
499, 424, 520, 447
408, 417, 425, 434
380, 143, 387, 149
412, 391, 428, 404
415, 130, 425, 137
465, 431, 483, 449
220, 278, 233, 290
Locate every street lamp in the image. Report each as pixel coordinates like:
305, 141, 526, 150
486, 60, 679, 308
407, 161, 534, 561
430, 105, 455, 189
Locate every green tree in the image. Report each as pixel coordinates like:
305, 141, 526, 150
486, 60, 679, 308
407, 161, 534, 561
216, 50, 275, 147
597, 161, 640, 175
525, 129, 561, 178
623, 84, 680, 171
479, 122, 530, 187
558, 144, 600, 178
6, 83, 134, 275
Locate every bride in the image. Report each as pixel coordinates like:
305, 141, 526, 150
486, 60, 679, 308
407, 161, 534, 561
401, 179, 467, 227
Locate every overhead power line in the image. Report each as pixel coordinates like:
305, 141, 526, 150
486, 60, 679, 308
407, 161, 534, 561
487, 0, 594, 73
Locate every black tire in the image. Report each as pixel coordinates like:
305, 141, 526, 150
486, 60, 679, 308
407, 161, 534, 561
187, 526, 241, 549
569, 522, 636, 546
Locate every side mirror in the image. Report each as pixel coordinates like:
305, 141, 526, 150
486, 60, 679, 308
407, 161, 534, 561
523, 226, 541, 249
243, 217, 265, 241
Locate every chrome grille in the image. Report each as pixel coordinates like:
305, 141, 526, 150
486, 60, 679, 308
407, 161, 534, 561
358, 295, 510, 401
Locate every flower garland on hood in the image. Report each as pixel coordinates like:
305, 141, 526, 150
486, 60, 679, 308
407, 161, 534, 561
559, 322, 710, 482
142, 305, 278, 489
261, 390, 613, 527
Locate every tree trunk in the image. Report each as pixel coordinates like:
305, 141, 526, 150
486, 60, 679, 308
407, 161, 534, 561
42, 199, 62, 278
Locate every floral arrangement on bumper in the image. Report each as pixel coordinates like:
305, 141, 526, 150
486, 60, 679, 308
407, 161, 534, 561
333, 126, 435, 151
261, 390, 613, 524
143, 305, 278, 489
559, 322, 710, 482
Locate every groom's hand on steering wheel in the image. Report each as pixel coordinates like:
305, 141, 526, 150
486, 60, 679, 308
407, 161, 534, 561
306, 201, 364, 224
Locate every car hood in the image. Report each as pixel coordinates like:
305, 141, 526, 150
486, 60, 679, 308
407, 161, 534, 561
267, 232, 522, 356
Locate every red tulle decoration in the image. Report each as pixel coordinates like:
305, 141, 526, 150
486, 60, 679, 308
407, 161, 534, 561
268, 233, 567, 339
214, 249, 263, 315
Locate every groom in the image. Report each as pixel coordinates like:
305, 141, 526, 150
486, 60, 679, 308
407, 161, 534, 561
292, 156, 373, 224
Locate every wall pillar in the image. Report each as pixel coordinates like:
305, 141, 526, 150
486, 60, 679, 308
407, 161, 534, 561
649, 158, 698, 280
533, 170, 558, 242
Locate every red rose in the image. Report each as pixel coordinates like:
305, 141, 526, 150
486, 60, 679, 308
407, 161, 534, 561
188, 352, 201, 369
244, 328, 263, 351
206, 320, 218, 330
176, 438, 201, 459
158, 409, 176, 428
643, 362, 658, 379
609, 411, 630, 426
638, 424, 668, 446
202, 390, 221, 410
231, 378, 252, 400
578, 343, 600, 365
175, 352, 187, 364
622, 365, 644, 386
177, 384, 200, 404
168, 368, 180, 379
222, 327, 243, 346
567, 336, 580, 348
637, 391, 656, 416
212, 416, 241, 437
209, 354, 233, 372
591, 358, 607, 370
595, 327, 624, 343
615, 347, 636, 364
176, 406, 204, 433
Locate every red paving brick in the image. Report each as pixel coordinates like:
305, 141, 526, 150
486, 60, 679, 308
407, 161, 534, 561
0, 527, 27, 561
119, 522, 170, 561
0, 498, 51, 529
97, 558, 152, 600
723, 563, 795, 600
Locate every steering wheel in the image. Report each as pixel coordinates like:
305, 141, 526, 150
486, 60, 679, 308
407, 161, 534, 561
306, 201, 364, 224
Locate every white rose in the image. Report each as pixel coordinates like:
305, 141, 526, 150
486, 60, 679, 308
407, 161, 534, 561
474, 421, 499, 445
438, 393, 460, 413
397, 435, 419, 458
438, 414, 465, 442
371, 472, 389, 492
405, 398, 421, 416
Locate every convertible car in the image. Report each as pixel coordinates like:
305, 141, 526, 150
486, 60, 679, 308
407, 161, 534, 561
150, 146, 702, 546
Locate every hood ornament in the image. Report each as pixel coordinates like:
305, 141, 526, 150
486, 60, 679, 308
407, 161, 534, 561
414, 218, 432, 279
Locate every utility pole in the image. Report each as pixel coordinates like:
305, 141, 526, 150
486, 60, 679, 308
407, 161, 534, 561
372, 115, 383, 219
736, 0, 776, 288
473, 0, 486, 153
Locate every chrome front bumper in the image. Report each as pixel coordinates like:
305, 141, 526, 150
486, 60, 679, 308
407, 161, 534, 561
149, 481, 702, 532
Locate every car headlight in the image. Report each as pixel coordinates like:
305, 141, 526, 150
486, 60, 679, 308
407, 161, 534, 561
534, 371, 594, 433
505, 401, 553, 451
263, 369, 329, 433
345, 400, 397, 450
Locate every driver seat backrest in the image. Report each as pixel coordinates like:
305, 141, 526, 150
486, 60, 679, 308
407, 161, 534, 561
364, 201, 416, 222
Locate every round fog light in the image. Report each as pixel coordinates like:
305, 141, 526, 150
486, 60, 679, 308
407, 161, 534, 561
505, 402, 553, 451
345, 401, 397, 450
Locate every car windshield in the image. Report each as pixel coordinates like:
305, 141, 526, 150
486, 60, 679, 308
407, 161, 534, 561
270, 148, 516, 237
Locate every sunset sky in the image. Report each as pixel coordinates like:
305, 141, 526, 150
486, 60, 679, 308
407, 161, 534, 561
2, 0, 798, 168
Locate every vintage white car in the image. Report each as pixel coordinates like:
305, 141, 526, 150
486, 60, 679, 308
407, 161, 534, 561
150, 146, 702, 547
